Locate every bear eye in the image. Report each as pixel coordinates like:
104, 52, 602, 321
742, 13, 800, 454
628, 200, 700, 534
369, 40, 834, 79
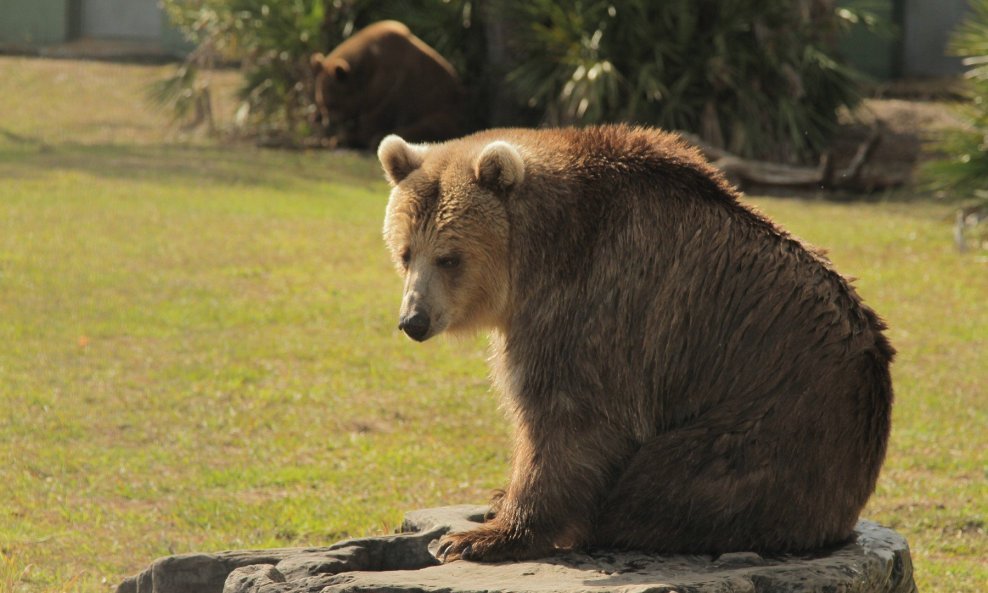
436, 254, 461, 269
400, 248, 411, 268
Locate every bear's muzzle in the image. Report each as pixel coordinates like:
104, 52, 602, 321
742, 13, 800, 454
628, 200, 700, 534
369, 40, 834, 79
399, 311, 431, 342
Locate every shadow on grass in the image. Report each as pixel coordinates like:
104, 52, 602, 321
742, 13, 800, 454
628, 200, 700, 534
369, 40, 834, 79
4, 137, 943, 206
0, 139, 386, 191
0, 127, 47, 146
743, 183, 941, 205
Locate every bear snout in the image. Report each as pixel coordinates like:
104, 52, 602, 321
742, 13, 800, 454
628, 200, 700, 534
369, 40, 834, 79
399, 311, 431, 342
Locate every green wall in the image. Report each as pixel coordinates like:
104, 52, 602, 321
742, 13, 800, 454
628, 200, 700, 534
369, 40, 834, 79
161, 21, 194, 56
838, 0, 901, 80
0, 0, 70, 46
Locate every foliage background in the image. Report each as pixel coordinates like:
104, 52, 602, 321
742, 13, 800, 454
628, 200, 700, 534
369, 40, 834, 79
157, 0, 863, 163
922, 0, 988, 203
502, 0, 861, 163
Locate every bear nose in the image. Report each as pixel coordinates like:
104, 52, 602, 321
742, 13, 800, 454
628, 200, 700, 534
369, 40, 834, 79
399, 312, 431, 342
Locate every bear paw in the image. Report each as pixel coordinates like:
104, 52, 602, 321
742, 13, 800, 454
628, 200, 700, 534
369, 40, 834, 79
435, 525, 550, 563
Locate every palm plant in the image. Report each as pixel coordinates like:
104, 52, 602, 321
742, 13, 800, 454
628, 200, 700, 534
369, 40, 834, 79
924, 0, 988, 199
156, 0, 329, 139
503, 0, 862, 164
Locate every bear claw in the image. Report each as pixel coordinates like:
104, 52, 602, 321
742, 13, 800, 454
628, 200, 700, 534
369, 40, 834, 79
436, 532, 484, 563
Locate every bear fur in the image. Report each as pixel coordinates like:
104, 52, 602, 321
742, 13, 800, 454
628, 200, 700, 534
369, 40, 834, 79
378, 125, 895, 562
311, 21, 464, 149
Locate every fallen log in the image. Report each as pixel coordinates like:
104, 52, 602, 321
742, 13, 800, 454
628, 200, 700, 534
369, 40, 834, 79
677, 126, 886, 190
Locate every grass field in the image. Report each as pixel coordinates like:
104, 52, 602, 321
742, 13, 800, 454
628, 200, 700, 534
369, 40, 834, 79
0, 56, 984, 593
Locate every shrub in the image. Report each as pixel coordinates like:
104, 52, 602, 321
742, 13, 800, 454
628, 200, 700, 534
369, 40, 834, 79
923, 0, 988, 200
154, 0, 329, 140
501, 0, 862, 164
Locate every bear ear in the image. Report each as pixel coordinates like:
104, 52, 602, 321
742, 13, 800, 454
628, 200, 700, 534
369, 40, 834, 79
378, 135, 426, 185
310, 52, 325, 73
474, 141, 525, 193
333, 60, 350, 82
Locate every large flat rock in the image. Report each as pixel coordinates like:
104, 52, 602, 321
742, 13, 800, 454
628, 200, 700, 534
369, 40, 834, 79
117, 505, 917, 593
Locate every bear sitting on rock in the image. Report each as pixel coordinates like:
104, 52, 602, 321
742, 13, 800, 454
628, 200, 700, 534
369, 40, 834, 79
311, 21, 464, 149
378, 125, 895, 563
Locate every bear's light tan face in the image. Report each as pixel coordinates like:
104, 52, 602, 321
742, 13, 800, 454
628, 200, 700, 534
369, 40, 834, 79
384, 175, 509, 342
379, 136, 519, 342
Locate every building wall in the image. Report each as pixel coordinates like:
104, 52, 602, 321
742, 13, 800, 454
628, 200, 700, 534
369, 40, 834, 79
0, 0, 70, 46
839, 0, 901, 79
80, 0, 163, 39
902, 0, 969, 76
839, 0, 972, 79
0, 0, 190, 55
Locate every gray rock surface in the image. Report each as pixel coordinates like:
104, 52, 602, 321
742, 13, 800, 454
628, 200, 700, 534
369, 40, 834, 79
117, 505, 917, 593
223, 565, 285, 593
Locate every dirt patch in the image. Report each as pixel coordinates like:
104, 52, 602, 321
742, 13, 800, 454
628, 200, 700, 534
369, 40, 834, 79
854, 98, 967, 137
828, 94, 968, 191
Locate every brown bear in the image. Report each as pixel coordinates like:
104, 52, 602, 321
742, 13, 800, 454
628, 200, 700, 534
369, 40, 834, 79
378, 125, 895, 563
310, 21, 464, 149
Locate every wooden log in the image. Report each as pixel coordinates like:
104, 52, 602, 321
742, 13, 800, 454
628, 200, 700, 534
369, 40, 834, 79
676, 128, 886, 190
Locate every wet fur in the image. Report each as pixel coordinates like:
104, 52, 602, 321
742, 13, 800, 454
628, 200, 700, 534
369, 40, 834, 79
380, 125, 895, 561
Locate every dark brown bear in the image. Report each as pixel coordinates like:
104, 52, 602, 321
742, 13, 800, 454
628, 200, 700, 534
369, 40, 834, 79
378, 125, 895, 562
311, 20, 463, 149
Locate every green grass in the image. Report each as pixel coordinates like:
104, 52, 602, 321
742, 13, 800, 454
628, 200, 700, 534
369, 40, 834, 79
0, 56, 984, 592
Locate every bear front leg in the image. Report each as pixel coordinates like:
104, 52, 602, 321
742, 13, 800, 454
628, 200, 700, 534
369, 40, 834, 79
437, 416, 633, 563
484, 489, 506, 520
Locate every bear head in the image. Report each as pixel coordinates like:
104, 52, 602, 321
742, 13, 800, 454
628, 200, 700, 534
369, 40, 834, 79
310, 52, 357, 122
378, 134, 525, 342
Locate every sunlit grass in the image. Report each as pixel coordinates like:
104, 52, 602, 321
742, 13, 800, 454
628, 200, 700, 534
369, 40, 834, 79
0, 56, 984, 592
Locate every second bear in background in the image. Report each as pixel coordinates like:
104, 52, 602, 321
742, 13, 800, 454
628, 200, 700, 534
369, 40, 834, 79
311, 21, 464, 149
